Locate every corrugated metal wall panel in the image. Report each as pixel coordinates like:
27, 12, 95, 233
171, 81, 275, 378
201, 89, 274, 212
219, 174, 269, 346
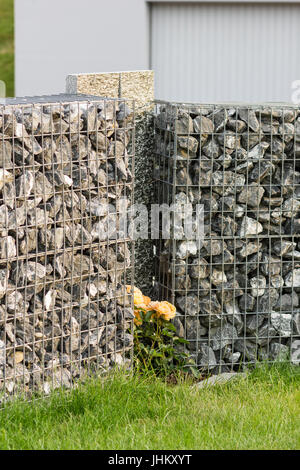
151, 3, 300, 102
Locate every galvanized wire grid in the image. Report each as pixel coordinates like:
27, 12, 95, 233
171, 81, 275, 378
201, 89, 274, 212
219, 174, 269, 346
0, 94, 135, 405
154, 100, 300, 374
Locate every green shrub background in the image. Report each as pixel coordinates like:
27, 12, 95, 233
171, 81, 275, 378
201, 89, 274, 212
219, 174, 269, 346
0, 0, 14, 96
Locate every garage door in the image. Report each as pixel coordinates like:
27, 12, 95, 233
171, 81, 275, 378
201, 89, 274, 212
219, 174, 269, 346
151, 2, 300, 102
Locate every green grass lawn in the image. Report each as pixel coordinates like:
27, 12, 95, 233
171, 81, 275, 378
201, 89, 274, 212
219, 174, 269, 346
0, 364, 299, 450
0, 0, 14, 96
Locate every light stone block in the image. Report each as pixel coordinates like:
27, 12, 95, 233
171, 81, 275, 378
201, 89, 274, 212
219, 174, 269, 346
66, 70, 154, 112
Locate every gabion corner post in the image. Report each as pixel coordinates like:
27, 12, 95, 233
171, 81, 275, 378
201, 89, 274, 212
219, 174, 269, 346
154, 101, 300, 374
0, 94, 135, 404
66, 71, 156, 296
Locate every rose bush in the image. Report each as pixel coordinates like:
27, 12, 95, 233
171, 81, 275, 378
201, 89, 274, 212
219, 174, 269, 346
126, 285, 199, 378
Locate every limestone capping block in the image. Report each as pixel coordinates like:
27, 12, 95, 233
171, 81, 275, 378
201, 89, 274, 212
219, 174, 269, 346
66, 73, 120, 98
120, 71, 154, 110
66, 70, 154, 112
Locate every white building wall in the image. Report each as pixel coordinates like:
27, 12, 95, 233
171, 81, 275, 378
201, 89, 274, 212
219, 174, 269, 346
151, 2, 300, 102
15, 0, 300, 102
14, 0, 149, 96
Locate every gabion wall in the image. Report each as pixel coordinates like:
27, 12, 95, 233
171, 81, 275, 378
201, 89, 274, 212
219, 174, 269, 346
0, 94, 134, 402
155, 101, 300, 373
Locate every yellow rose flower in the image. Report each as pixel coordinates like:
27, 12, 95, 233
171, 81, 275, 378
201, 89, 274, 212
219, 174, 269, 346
148, 301, 176, 321
142, 295, 151, 306
134, 310, 142, 326
126, 286, 176, 323
126, 285, 145, 307
126, 285, 154, 313
126, 285, 142, 295
134, 292, 145, 307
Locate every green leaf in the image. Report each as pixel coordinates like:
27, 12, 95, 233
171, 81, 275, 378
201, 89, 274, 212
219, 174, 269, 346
165, 322, 177, 332
162, 329, 174, 338
175, 337, 189, 344
151, 351, 164, 358
145, 311, 154, 322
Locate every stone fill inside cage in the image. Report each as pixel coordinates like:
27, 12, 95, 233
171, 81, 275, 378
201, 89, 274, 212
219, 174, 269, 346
0, 94, 135, 403
154, 101, 300, 373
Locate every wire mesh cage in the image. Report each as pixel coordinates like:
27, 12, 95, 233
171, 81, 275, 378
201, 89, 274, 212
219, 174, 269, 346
0, 94, 135, 404
154, 100, 300, 374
